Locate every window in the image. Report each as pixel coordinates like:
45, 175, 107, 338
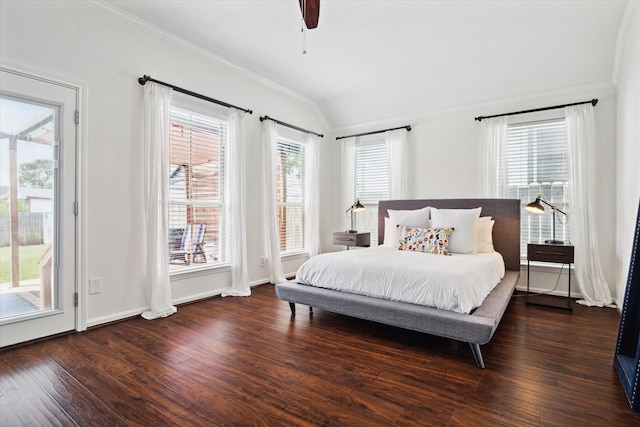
277, 137, 306, 254
168, 106, 228, 268
353, 139, 389, 245
503, 118, 570, 257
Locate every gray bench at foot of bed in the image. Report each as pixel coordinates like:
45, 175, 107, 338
275, 270, 519, 369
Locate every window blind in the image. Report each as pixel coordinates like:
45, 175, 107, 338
277, 138, 306, 254
353, 140, 389, 245
168, 106, 228, 266
504, 118, 570, 257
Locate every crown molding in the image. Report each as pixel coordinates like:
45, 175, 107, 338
331, 81, 617, 135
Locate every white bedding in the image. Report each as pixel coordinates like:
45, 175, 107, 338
295, 246, 506, 314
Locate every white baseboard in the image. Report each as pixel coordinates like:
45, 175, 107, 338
86, 307, 148, 328
86, 279, 286, 328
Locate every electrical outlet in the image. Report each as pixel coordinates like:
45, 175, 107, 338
89, 278, 101, 294
260, 256, 268, 267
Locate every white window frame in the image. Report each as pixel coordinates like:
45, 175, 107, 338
168, 103, 230, 274
276, 135, 307, 256
502, 117, 571, 259
352, 137, 389, 246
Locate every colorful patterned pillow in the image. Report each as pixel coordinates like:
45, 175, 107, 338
397, 226, 453, 255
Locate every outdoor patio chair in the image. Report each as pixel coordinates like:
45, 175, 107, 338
169, 223, 207, 264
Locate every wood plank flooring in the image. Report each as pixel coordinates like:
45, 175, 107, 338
1, 284, 638, 426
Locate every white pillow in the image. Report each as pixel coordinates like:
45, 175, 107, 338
383, 217, 395, 247
477, 216, 495, 253
384, 206, 430, 247
430, 207, 482, 254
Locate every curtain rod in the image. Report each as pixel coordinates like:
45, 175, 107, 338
259, 115, 324, 138
335, 125, 411, 141
138, 75, 253, 114
474, 99, 598, 122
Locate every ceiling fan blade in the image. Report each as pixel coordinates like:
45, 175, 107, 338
298, 0, 320, 29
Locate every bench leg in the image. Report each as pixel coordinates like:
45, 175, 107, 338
469, 343, 485, 369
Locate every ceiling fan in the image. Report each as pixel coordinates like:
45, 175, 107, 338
299, 0, 320, 29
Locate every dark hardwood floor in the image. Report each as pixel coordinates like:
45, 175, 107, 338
1, 284, 637, 426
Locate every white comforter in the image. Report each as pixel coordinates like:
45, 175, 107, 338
295, 246, 506, 314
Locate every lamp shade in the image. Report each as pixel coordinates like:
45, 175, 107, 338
525, 196, 544, 214
351, 199, 365, 212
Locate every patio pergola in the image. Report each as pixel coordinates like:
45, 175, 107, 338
168, 121, 221, 263
1, 108, 53, 288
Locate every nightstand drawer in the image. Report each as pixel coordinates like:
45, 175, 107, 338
527, 243, 574, 263
333, 232, 370, 247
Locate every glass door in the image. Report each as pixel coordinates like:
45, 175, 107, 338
0, 68, 77, 347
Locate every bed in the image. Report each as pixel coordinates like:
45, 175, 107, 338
275, 198, 521, 368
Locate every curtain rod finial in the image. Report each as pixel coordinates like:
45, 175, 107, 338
138, 75, 149, 86
591, 99, 598, 106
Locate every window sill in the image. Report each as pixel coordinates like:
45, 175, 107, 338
169, 262, 231, 281
281, 251, 310, 261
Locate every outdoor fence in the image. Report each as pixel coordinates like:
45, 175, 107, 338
0, 212, 49, 246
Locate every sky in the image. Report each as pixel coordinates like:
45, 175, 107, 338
0, 97, 55, 187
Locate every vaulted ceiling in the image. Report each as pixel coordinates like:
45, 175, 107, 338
106, 0, 629, 128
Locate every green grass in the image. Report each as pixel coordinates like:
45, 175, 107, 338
0, 244, 47, 284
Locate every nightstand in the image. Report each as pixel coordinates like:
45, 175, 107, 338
527, 242, 574, 311
333, 231, 370, 249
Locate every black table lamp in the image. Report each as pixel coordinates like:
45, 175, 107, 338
525, 194, 568, 244
345, 199, 365, 233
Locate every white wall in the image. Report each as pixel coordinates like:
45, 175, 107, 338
615, 3, 640, 307
0, 1, 329, 326
330, 83, 618, 298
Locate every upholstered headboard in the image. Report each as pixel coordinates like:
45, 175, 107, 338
378, 199, 521, 271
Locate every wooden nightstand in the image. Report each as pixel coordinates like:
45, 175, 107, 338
333, 232, 370, 249
527, 242, 574, 311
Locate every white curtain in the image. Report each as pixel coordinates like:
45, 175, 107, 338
305, 133, 321, 257
565, 104, 614, 307
263, 120, 286, 284
340, 137, 356, 230
222, 109, 250, 297
480, 117, 508, 198
386, 128, 408, 199
142, 82, 177, 320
